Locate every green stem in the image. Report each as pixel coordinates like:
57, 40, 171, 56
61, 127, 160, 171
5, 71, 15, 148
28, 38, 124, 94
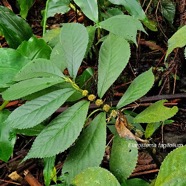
86, 108, 102, 122
0, 100, 9, 111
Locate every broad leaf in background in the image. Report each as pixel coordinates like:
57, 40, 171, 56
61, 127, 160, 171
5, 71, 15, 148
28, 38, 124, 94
98, 34, 130, 98
108, 0, 146, 20
155, 146, 186, 186
17, 36, 52, 60
99, 15, 146, 44
0, 48, 29, 88
108, 0, 157, 31
0, 6, 33, 48
161, 0, 175, 24
50, 41, 67, 72
85, 26, 96, 57
24, 100, 89, 159
17, 0, 35, 19
144, 122, 162, 139
42, 0, 70, 34
117, 68, 154, 109
43, 28, 61, 47
14, 58, 64, 81
165, 25, 186, 60
60, 23, 88, 79
44, 156, 57, 186
62, 112, 106, 183
4, 88, 75, 129
71, 167, 121, 186
110, 136, 138, 182
2, 77, 64, 100
124, 178, 150, 186
74, 0, 98, 23
0, 110, 16, 162
134, 100, 178, 123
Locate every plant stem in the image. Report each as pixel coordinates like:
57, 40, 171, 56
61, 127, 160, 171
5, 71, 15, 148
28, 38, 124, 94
0, 100, 9, 111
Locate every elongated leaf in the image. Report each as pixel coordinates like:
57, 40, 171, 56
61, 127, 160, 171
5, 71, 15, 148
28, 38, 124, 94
60, 23, 88, 79
99, 15, 146, 44
2, 77, 64, 100
117, 68, 154, 109
25, 100, 90, 159
134, 100, 178, 123
62, 112, 106, 183
165, 25, 186, 59
98, 34, 130, 98
14, 58, 64, 81
0, 110, 16, 162
5, 88, 75, 129
108, 0, 146, 20
74, 0, 98, 22
155, 146, 186, 186
17, 36, 52, 60
44, 156, 57, 186
110, 136, 138, 181
145, 122, 161, 139
71, 167, 121, 186
42, 0, 70, 34
0, 48, 29, 88
17, 0, 35, 19
0, 6, 33, 48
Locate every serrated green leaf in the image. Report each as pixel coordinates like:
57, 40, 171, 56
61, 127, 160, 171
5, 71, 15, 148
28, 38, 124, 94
5, 88, 75, 129
17, 36, 52, 60
165, 25, 186, 60
14, 58, 64, 81
155, 146, 186, 186
117, 68, 154, 109
74, 0, 98, 23
44, 156, 57, 186
17, 0, 35, 19
161, 0, 175, 24
62, 112, 106, 183
2, 77, 64, 100
0, 6, 33, 48
60, 23, 88, 79
71, 167, 121, 186
0, 110, 16, 162
0, 48, 29, 88
134, 100, 178, 123
98, 34, 130, 98
16, 123, 45, 136
99, 15, 146, 44
25, 100, 89, 159
110, 136, 138, 181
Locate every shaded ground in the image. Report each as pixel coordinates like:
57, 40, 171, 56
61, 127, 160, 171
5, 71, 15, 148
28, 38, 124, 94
0, 0, 186, 185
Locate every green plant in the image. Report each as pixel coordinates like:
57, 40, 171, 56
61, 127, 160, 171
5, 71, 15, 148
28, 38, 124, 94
0, 1, 181, 186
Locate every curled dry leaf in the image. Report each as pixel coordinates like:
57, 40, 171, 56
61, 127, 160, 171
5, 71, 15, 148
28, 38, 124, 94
115, 111, 136, 140
115, 111, 148, 143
